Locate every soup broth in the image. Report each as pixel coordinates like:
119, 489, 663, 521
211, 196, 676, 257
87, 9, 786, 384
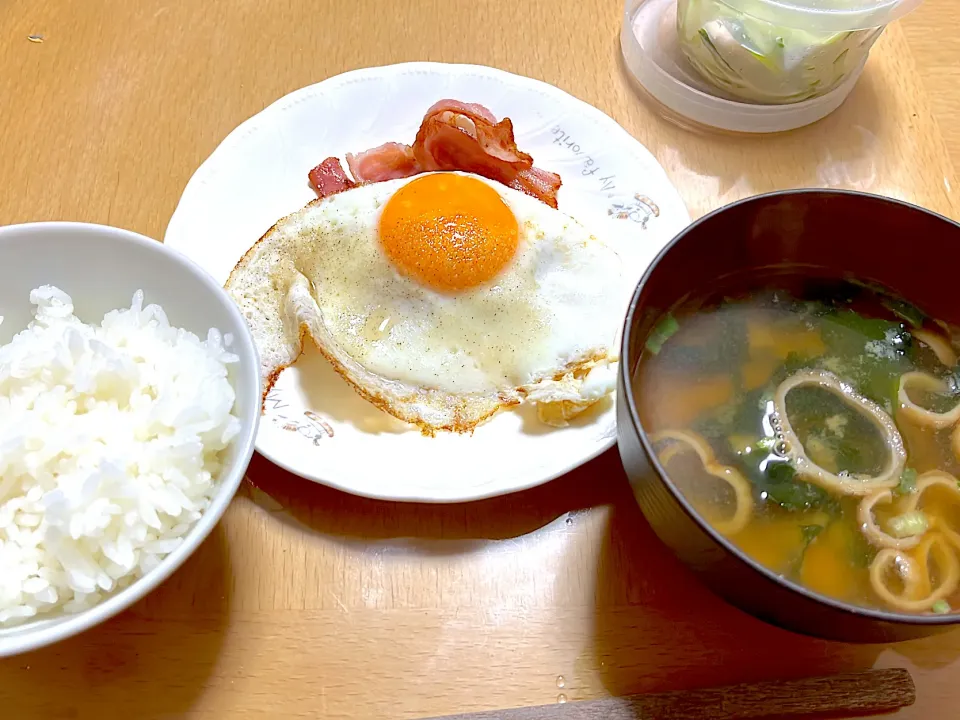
634, 271, 960, 615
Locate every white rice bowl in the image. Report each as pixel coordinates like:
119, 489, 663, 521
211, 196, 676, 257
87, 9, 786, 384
0, 285, 241, 625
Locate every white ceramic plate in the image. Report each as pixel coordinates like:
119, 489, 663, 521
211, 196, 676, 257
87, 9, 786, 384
165, 62, 689, 502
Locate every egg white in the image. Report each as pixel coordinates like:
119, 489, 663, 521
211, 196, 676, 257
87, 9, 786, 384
227, 172, 624, 433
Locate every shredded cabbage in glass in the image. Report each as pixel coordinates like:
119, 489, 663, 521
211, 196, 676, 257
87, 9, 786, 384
677, 0, 884, 104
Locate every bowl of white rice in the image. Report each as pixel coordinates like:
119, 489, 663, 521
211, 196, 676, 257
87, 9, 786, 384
0, 222, 260, 657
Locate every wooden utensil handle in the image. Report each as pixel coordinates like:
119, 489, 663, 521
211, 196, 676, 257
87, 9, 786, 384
421, 668, 915, 720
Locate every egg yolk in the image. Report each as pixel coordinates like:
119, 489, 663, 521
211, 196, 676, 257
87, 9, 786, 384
378, 174, 520, 292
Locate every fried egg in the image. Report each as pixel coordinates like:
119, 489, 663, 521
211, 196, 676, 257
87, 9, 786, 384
226, 172, 624, 434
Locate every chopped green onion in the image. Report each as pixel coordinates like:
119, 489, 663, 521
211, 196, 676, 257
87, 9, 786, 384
933, 600, 951, 615
645, 313, 679, 355
887, 511, 929, 539
896, 468, 918, 496
755, 436, 776, 452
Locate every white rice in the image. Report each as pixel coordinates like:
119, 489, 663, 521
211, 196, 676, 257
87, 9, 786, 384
0, 286, 240, 626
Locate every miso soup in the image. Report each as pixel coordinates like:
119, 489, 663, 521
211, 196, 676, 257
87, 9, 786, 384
634, 271, 960, 615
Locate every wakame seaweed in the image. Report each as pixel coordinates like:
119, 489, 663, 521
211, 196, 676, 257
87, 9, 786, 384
729, 388, 768, 436
801, 524, 825, 544
734, 453, 839, 515
817, 310, 912, 406
882, 297, 925, 328
820, 309, 904, 343
847, 277, 927, 328
763, 465, 838, 514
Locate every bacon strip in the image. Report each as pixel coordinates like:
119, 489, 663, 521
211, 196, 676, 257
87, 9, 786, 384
307, 100, 561, 208
308, 157, 356, 198
412, 111, 532, 175
423, 99, 498, 124
509, 167, 563, 209
346, 142, 420, 183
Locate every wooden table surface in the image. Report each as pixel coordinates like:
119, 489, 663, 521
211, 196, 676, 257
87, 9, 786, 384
1, 1, 959, 718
